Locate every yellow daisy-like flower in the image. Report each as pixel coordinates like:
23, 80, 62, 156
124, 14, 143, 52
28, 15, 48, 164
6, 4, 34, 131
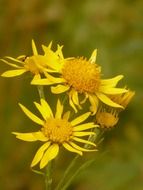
1, 40, 57, 82
32, 45, 128, 114
13, 99, 97, 169
95, 90, 135, 129
109, 90, 135, 109
96, 106, 119, 129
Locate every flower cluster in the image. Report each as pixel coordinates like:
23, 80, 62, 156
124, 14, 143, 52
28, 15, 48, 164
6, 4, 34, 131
1, 40, 134, 169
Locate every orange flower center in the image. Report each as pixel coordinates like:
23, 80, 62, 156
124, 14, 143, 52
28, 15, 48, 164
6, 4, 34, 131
42, 118, 73, 143
62, 57, 101, 93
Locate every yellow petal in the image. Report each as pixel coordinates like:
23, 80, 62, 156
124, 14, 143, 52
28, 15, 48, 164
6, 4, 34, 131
80, 93, 88, 104
32, 39, 38, 55
69, 92, 78, 113
19, 103, 44, 125
73, 131, 95, 137
34, 102, 47, 120
55, 99, 63, 119
48, 41, 53, 49
31, 142, 51, 167
57, 44, 64, 59
99, 86, 128, 94
71, 90, 78, 105
44, 72, 65, 83
96, 92, 123, 108
63, 111, 70, 120
31, 55, 49, 68
31, 79, 58, 85
42, 44, 52, 54
101, 75, 124, 87
71, 90, 81, 109
40, 144, 59, 169
32, 131, 48, 141
13, 132, 38, 141
42, 43, 55, 53
89, 49, 97, 63
0, 59, 22, 68
73, 122, 97, 131
17, 55, 27, 60
88, 94, 99, 115
42, 45, 62, 71
32, 74, 41, 82
71, 112, 91, 126
69, 142, 96, 152
51, 84, 70, 94
63, 142, 82, 156
1, 69, 26, 77
40, 99, 53, 118
72, 137, 96, 147
5, 56, 24, 64
31, 74, 41, 84
44, 68, 60, 73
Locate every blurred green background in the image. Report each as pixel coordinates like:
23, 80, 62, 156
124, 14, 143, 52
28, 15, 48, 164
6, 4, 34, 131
0, 0, 143, 189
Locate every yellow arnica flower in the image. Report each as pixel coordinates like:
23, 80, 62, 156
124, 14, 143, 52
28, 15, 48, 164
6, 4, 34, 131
96, 107, 119, 129
1, 40, 55, 82
109, 90, 135, 109
32, 45, 128, 114
96, 90, 135, 129
13, 99, 97, 169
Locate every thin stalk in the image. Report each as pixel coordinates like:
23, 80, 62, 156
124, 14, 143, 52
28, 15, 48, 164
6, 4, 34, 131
37, 85, 45, 99
55, 155, 80, 190
56, 129, 103, 190
61, 158, 95, 190
45, 161, 53, 190
61, 150, 107, 190
36, 85, 53, 190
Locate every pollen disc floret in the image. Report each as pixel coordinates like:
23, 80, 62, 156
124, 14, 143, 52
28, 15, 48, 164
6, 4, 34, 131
62, 57, 101, 93
42, 118, 73, 143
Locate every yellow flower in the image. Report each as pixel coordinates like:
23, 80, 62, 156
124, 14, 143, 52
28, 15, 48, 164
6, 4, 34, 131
1, 40, 55, 82
32, 45, 128, 114
95, 90, 135, 129
109, 90, 135, 109
96, 107, 119, 129
13, 99, 97, 169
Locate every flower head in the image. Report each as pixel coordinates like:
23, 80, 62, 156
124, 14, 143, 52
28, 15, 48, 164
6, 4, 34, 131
95, 90, 135, 129
32, 45, 128, 114
1, 40, 54, 82
13, 99, 97, 169
109, 90, 135, 109
96, 107, 119, 129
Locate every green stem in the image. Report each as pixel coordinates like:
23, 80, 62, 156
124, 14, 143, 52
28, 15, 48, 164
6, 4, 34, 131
61, 94, 68, 105
36, 85, 53, 190
37, 85, 45, 99
61, 158, 95, 190
62, 150, 107, 190
45, 161, 53, 190
56, 129, 103, 190
55, 155, 80, 190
